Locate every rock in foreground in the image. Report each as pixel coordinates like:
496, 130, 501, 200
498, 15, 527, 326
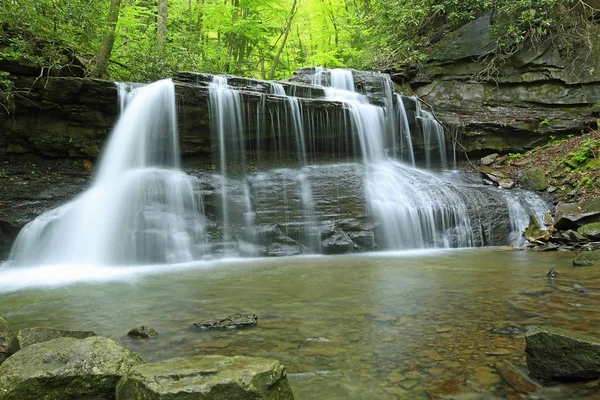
17, 327, 97, 348
573, 250, 600, 266
192, 313, 258, 329
116, 355, 294, 400
0, 318, 18, 365
525, 326, 600, 381
0, 336, 144, 400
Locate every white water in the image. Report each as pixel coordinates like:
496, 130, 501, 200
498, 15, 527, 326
7, 79, 207, 267
3, 68, 550, 270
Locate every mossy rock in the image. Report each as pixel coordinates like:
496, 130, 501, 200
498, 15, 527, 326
520, 168, 548, 191
116, 355, 294, 400
526, 325, 600, 381
16, 327, 96, 349
0, 336, 144, 400
577, 223, 600, 240
0, 318, 18, 365
573, 250, 600, 266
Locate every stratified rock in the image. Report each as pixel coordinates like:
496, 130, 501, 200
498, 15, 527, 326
0, 318, 18, 366
542, 212, 553, 226
127, 326, 158, 339
266, 242, 302, 257
116, 355, 294, 400
192, 313, 258, 330
524, 216, 551, 243
577, 222, 600, 240
498, 178, 515, 189
481, 153, 499, 165
573, 250, 600, 266
0, 336, 144, 400
321, 228, 354, 255
525, 326, 600, 381
480, 166, 505, 183
16, 327, 96, 348
555, 207, 600, 230
519, 168, 548, 191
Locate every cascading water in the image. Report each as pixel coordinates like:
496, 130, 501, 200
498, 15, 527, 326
6, 79, 207, 267
4, 68, 550, 266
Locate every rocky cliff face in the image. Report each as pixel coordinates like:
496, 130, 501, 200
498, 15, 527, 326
408, 14, 600, 155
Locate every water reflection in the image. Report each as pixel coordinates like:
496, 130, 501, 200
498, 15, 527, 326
1, 249, 599, 399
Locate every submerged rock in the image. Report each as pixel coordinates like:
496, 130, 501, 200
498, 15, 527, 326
0, 336, 144, 400
116, 355, 294, 400
0, 318, 18, 366
127, 326, 158, 339
573, 250, 600, 266
192, 313, 258, 330
16, 327, 96, 348
525, 326, 600, 381
496, 362, 542, 394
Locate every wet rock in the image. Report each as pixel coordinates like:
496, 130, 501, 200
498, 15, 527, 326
525, 326, 600, 381
492, 324, 524, 335
116, 355, 294, 400
555, 211, 600, 231
519, 168, 548, 191
192, 313, 258, 330
0, 318, 18, 366
0, 336, 144, 400
16, 327, 96, 348
498, 178, 515, 189
480, 166, 506, 183
321, 228, 354, 255
572, 284, 588, 293
577, 222, 600, 240
481, 153, 499, 165
558, 229, 588, 243
496, 362, 542, 393
573, 250, 600, 266
534, 242, 558, 251
127, 326, 158, 339
347, 231, 375, 250
266, 242, 302, 257
546, 266, 559, 278
542, 212, 553, 226
524, 216, 551, 243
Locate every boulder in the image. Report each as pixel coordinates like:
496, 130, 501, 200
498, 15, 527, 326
480, 165, 506, 183
321, 228, 354, 255
577, 222, 600, 240
116, 355, 294, 400
481, 153, 499, 165
524, 216, 551, 243
16, 327, 96, 348
127, 326, 158, 339
0, 336, 144, 400
498, 178, 515, 189
555, 212, 600, 230
192, 313, 258, 330
573, 250, 600, 266
525, 326, 600, 381
519, 168, 548, 191
0, 318, 18, 366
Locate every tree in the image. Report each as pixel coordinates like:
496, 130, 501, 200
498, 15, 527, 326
94, 0, 123, 77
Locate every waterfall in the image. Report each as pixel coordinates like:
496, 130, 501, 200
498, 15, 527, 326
7, 80, 207, 267
3, 68, 550, 266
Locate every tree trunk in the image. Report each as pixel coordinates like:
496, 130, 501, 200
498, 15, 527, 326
94, 0, 122, 77
157, 0, 168, 52
269, 0, 298, 79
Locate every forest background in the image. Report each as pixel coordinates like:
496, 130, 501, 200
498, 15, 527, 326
2, 0, 590, 83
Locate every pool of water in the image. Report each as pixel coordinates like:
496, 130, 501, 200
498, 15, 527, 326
1, 248, 599, 399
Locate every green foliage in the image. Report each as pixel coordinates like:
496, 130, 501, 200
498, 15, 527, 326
569, 138, 599, 165
0, 0, 595, 81
539, 118, 550, 127
508, 153, 522, 159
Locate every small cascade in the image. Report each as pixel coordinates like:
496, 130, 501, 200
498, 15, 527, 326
416, 101, 450, 169
208, 76, 245, 241
7, 80, 207, 266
